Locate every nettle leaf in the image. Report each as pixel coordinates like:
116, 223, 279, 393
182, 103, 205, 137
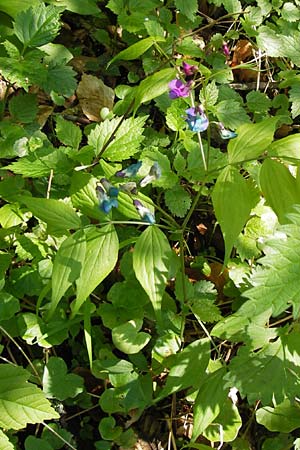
0, 430, 14, 450
259, 158, 299, 224
112, 319, 151, 354
246, 91, 271, 114
134, 68, 176, 112
88, 116, 147, 161
212, 166, 259, 265
175, 0, 198, 21
73, 224, 119, 316
164, 185, 191, 218
214, 100, 250, 129
50, 229, 86, 317
43, 357, 84, 401
0, 364, 59, 430
244, 208, 300, 316
228, 117, 277, 164
155, 338, 210, 401
200, 81, 219, 108
225, 331, 300, 405
55, 116, 82, 150
21, 197, 81, 236
256, 398, 300, 433
9, 93, 38, 123
133, 226, 172, 325
13, 4, 61, 48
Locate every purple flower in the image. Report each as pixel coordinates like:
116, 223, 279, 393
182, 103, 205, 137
169, 79, 191, 99
182, 61, 198, 77
140, 162, 161, 188
185, 106, 209, 132
222, 42, 230, 57
133, 200, 155, 224
115, 161, 142, 178
218, 123, 237, 139
97, 179, 119, 214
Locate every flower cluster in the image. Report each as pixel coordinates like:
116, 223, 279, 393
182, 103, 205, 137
97, 161, 161, 225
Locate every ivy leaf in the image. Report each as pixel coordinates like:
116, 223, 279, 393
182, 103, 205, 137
212, 166, 259, 266
133, 226, 172, 325
43, 357, 84, 401
164, 185, 191, 218
0, 364, 59, 430
214, 100, 250, 129
112, 319, 151, 354
225, 331, 300, 405
13, 4, 61, 48
155, 338, 210, 401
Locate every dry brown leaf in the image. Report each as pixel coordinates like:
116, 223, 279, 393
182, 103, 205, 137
37, 105, 54, 127
76, 73, 114, 122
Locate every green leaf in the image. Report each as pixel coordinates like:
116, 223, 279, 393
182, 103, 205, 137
200, 81, 219, 108
289, 84, 300, 119
259, 158, 299, 224
225, 331, 300, 404
203, 400, 242, 442
0, 431, 14, 450
43, 63, 77, 97
0, 364, 59, 429
47, 0, 100, 15
0, 0, 39, 17
88, 116, 146, 160
21, 197, 82, 235
246, 91, 271, 114
155, 338, 210, 401
256, 26, 285, 58
211, 166, 259, 265
50, 229, 86, 317
70, 172, 101, 220
73, 225, 119, 316
99, 416, 122, 441
222, 0, 242, 13
13, 4, 61, 48
164, 185, 191, 218
281, 2, 300, 22
108, 37, 163, 66
9, 93, 38, 123
256, 399, 300, 433
268, 134, 300, 160
55, 116, 82, 150
192, 367, 228, 440
25, 436, 53, 450
166, 98, 187, 132
133, 226, 172, 324
175, 0, 198, 21
228, 117, 277, 164
43, 357, 84, 401
215, 100, 250, 129
0, 292, 20, 320
112, 319, 151, 354
134, 68, 176, 112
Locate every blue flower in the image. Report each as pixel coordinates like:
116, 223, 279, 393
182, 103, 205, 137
97, 178, 119, 213
140, 162, 161, 188
115, 161, 142, 178
133, 200, 155, 224
218, 123, 237, 139
185, 106, 209, 132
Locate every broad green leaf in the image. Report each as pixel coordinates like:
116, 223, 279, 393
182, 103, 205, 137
43, 357, 84, 401
25, 436, 53, 450
256, 399, 300, 432
192, 367, 228, 440
133, 226, 172, 324
0, 0, 39, 17
244, 208, 300, 316
228, 118, 277, 164
47, 0, 100, 15
289, 84, 300, 119
55, 116, 82, 150
108, 37, 163, 66
9, 93, 38, 123
0, 364, 59, 430
13, 4, 61, 48
70, 172, 102, 220
211, 166, 259, 265
215, 99, 250, 129
21, 197, 82, 235
203, 400, 242, 442
50, 229, 86, 317
175, 0, 198, 21
256, 26, 285, 58
134, 68, 176, 112
0, 292, 20, 320
268, 134, 300, 160
222, 0, 242, 13
99, 416, 122, 440
88, 116, 146, 160
43, 63, 77, 97
73, 225, 119, 316
225, 331, 300, 405
164, 185, 191, 218
166, 98, 187, 132
0, 204, 27, 228
155, 338, 210, 401
0, 431, 14, 450
246, 91, 271, 114
259, 158, 300, 224
112, 319, 151, 354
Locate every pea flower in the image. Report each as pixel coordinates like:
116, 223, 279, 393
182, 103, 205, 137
169, 79, 191, 99
182, 61, 198, 77
185, 106, 209, 132
133, 200, 155, 224
140, 162, 161, 188
115, 161, 142, 178
218, 122, 237, 139
96, 178, 119, 214
222, 42, 230, 57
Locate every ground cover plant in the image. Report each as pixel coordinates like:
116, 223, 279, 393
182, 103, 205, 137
1, 0, 300, 448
